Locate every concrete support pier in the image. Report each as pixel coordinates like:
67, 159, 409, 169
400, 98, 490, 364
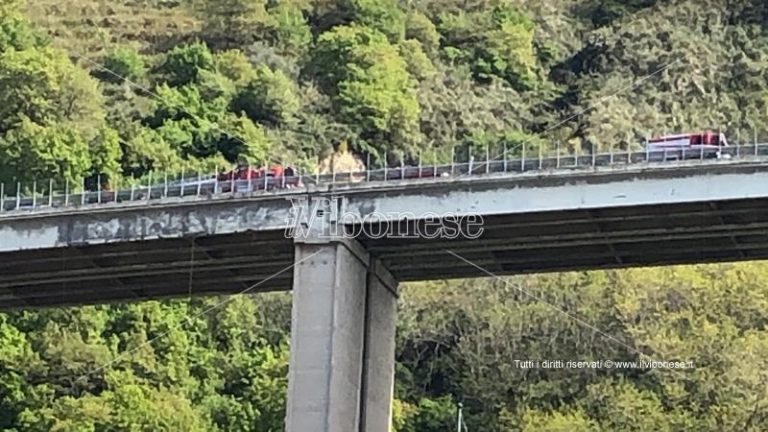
286, 238, 398, 432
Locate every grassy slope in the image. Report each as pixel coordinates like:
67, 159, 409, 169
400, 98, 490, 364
23, 0, 200, 57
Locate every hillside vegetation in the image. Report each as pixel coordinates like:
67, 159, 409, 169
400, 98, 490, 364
1, 0, 768, 430
2, 0, 767, 189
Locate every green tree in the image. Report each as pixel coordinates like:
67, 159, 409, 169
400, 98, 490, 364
231, 65, 300, 126
397, 396, 456, 432
474, 6, 537, 89
148, 83, 227, 128
399, 39, 437, 80
405, 11, 440, 56
89, 127, 123, 183
107, 378, 211, 431
196, 0, 273, 48
120, 126, 184, 177
0, 315, 39, 429
311, 0, 406, 42
213, 49, 257, 85
0, 47, 105, 136
344, 0, 406, 42
159, 42, 216, 87
517, 408, 600, 432
0, 118, 91, 185
0, 0, 44, 53
312, 25, 420, 155
99, 46, 145, 84
270, 3, 312, 56
213, 114, 272, 164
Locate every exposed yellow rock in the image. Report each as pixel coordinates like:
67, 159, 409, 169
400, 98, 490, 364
318, 150, 366, 176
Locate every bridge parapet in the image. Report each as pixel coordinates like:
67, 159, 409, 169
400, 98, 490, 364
2, 144, 768, 215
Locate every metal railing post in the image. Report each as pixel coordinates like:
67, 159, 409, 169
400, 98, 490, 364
450, 148, 455, 176
114, 178, 119, 203
164, 173, 169, 197
419, 152, 423, 177
32, 180, 37, 208
130, 177, 135, 201
503, 144, 508, 172
197, 172, 202, 196
16, 182, 20, 210
485, 146, 490, 174
97, 175, 102, 204
366, 154, 371, 182
366, 153, 371, 182
521, 143, 525, 172
64, 179, 69, 206
263, 167, 268, 190
627, 144, 630, 164
147, 172, 153, 201
180, 169, 185, 197
755, 133, 759, 156
48, 179, 53, 207
538, 144, 543, 170
0, 183, 4, 211
383, 152, 388, 180
456, 402, 463, 432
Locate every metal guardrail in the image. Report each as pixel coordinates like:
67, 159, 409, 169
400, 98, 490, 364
2, 143, 768, 214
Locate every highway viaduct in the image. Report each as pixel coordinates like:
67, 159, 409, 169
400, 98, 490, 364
2, 160, 768, 431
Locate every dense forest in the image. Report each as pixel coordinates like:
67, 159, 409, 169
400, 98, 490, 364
1, 0, 768, 430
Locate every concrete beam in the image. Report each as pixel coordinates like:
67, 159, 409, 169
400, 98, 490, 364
286, 238, 397, 432
341, 164, 768, 222
0, 197, 294, 252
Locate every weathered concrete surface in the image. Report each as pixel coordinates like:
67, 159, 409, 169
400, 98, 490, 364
3, 161, 768, 253
338, 162, 768, 221
360, 260, 398, 432
0, 196, 294, 252
286, 239, 398, 432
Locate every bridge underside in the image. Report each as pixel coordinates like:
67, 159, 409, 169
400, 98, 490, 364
369, 197, 768, 280
0, 231, 295, 309
2, 197, 768, 309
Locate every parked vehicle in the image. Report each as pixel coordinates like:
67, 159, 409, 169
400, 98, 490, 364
645, 131, 731, 160
216, 165, 302, 192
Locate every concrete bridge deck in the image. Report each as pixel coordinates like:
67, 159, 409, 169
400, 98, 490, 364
2, 160, 768, 309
